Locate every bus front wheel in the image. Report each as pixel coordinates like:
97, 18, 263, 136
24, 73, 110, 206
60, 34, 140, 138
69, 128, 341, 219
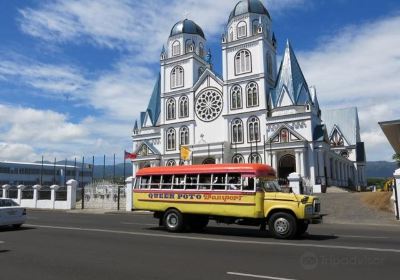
268, 212, 297, 239
163, 209, 184, 232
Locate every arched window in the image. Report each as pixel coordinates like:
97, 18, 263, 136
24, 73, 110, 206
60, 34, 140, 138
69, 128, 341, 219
171, 66, 184, 88
166, 98, 176, 120
267, 53, 273, 78
185, 39, 194, 53
248, 153, 262, 163
235, 49, 251, 75
179, 126, 189, 146
166, 128, 176, 150
172, 40, 180, 56
252, 19, 259, 35
178, 96, 189, 118
229, 27, 234, 41
246, 82, 258, 107
199, 42, 204, 57
237, 21, 247, 38
280, 128, 289, 143
232, 154, 245, 164
166, 159, 176, 166
248, 116, 260, 142
230, 85, 242, 109
231, 118, 243, 144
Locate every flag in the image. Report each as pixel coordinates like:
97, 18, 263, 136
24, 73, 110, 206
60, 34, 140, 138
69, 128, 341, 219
180, 146, 191, 161
124, 151, 137, 159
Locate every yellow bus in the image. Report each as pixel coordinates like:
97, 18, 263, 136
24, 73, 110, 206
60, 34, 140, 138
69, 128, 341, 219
133, 163, 322, 239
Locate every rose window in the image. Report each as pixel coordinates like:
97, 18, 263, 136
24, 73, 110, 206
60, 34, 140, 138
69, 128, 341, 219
195, 89, 223, 122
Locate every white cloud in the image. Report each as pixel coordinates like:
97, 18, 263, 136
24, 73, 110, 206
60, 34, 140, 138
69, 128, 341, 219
297, 15, 400, 161
18, 0, 305, 60
0, 54, 87, 95
0, 143, 38, 162
0, 104, 134, 161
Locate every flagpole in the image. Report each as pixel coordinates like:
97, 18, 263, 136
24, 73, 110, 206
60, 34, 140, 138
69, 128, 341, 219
53, 157, 56, 185
74, 157, 77, 180
92, 155, 94, 184
123, 151, 126, 183
81, 156, 85, 209
64, 158, 67, 186
103, 155, 106, 181
113, 153, 116, 183
40, 155, 43, 185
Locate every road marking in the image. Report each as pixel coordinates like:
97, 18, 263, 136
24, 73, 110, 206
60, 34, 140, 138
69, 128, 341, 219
337, 234, 388, 239
227, 272, 296, 280
26, 224, 400, 254
0, 241, 4, 244
121, 222, 158, 226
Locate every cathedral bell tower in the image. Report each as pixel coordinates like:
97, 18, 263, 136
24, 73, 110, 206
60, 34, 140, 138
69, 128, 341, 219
222, 0, 277, 116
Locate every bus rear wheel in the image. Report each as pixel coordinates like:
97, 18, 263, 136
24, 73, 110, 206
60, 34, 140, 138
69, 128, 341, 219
163, 209, 184, 232
268, 212, 297, 239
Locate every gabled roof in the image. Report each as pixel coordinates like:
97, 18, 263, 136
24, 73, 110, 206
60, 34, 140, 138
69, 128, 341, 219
322, 107, 360, 146
134, 140, 161, 155
268, 123, 306, 142
270, 40, 311, 108
146, 73, 161, 126
193, 67, 224, 91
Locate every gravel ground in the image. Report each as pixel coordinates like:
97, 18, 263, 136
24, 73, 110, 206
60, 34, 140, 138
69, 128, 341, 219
317, 192, 399, 225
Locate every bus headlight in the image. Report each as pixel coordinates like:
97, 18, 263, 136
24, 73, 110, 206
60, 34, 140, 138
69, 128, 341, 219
305, 205, 313, 215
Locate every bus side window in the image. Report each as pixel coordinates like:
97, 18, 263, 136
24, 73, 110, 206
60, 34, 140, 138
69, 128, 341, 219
243, 177, 255, 191
141, 176, 151, 189
134, 177, 141, 189
173, 175, 185, 189
212, 174, 226, 190
199, 174, 212, 190
185, 174, 198, 190
161, 175, 173, 189
227, 173, 241, 190
150, 175, 161, 189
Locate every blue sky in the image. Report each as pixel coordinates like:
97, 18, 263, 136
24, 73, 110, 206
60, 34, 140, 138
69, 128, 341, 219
0, 0, 399, 164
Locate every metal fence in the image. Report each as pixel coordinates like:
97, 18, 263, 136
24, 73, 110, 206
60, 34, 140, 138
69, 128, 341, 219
75, 180, 125, 210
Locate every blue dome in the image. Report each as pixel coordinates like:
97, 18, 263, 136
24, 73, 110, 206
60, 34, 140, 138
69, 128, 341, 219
229, 0, 270, 22
170, 19, 205, 39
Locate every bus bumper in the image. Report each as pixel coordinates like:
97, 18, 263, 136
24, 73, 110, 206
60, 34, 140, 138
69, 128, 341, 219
309, 214, 325, 224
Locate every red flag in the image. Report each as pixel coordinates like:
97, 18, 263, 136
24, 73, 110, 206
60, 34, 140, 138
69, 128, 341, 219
124, 151, 137, 159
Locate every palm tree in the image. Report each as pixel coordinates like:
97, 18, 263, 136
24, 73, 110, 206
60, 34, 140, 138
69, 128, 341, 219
393, 153, 400, 168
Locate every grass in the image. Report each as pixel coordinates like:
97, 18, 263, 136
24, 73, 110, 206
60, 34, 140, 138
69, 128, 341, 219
360, 192, 393, 212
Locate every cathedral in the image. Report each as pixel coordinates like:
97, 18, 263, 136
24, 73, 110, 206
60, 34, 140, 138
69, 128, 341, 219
131, 0, 367, 188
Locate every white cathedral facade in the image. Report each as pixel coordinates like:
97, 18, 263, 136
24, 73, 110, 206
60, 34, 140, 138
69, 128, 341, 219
131, 0, 367, 188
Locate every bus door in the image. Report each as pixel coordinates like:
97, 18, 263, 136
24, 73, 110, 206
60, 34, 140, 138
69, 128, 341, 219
243, 176, 264, 218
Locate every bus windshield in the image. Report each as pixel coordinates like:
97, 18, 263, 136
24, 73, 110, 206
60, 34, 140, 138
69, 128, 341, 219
256, 177, 282, 192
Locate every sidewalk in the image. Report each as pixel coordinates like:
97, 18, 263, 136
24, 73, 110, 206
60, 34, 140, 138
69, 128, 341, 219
317, 192, 399, 226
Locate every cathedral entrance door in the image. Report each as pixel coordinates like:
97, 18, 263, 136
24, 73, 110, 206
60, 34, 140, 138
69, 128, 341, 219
278, 154, 296, 184
202, 158, 216, 164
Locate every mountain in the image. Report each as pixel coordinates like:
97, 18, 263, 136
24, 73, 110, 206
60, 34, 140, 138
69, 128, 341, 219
366, 161, 398, 178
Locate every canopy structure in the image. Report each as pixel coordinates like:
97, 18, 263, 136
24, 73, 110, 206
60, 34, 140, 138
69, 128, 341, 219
379, 120, 400, 154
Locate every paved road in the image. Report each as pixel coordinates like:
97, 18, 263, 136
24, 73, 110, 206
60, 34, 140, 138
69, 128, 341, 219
1, 210, 400, 280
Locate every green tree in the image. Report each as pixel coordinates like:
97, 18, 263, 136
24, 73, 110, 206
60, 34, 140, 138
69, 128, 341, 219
393, 153, 400, 168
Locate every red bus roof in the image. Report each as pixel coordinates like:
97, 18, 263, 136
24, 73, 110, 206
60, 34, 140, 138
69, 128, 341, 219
136, 163, 275, 177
